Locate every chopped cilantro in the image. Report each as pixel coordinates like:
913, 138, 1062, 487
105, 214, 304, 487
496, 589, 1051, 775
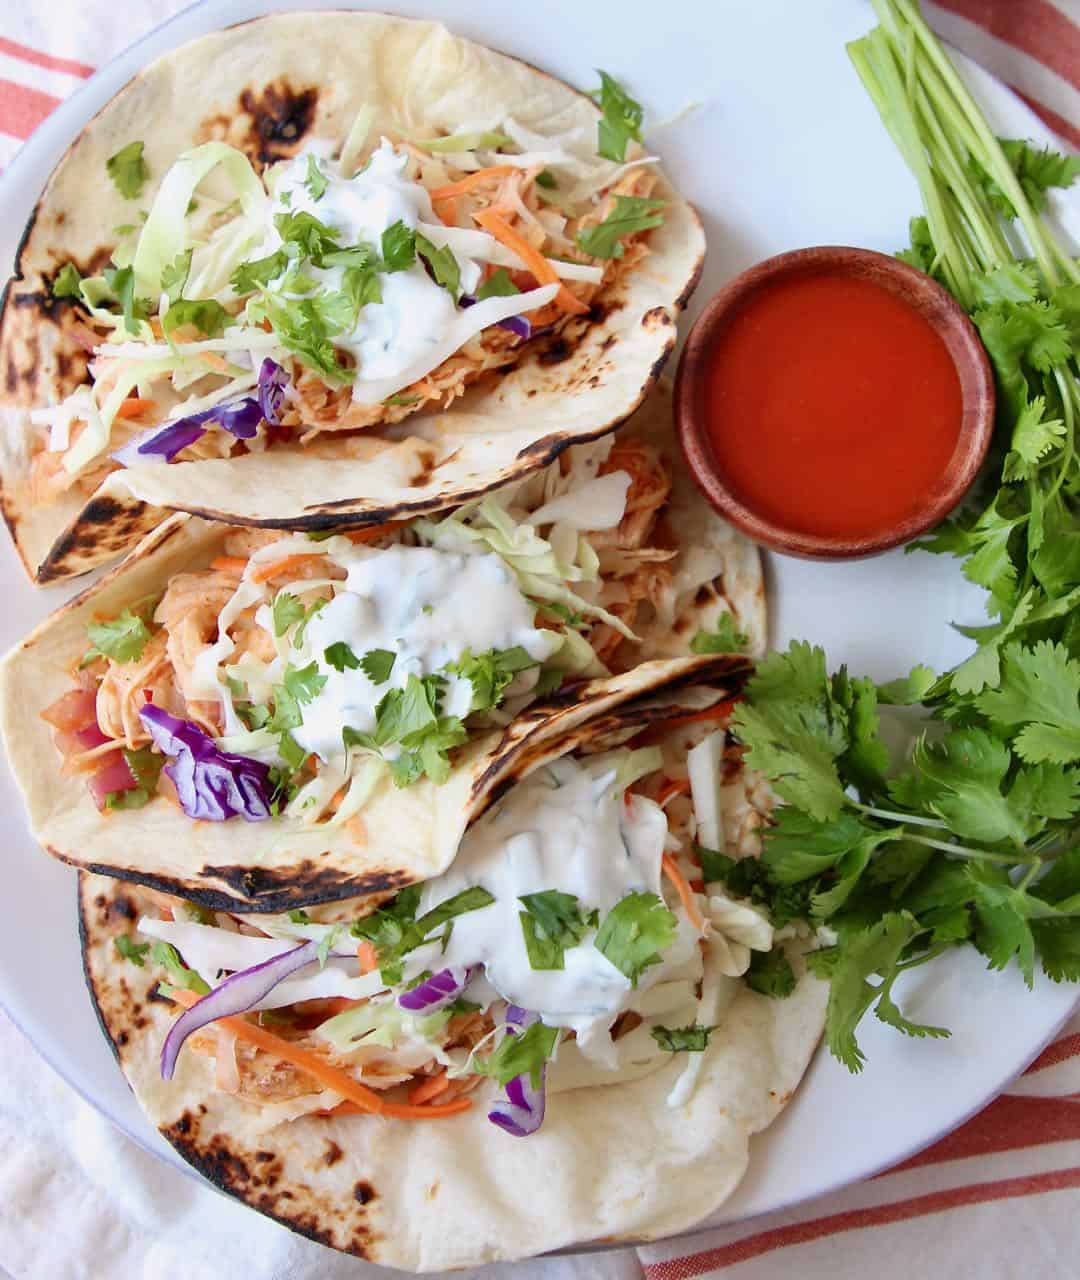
231, 249, 289, 294
595, 891, 677, 986
104, 747, 164, 811
359, 648, 395, 683
162, 298, 228, 343
52, 263, 82, 300
324, 641, 361, 672
447, 646, 537, 713
650, 1023, 716, 1052
160, 250, 192, 304
114, 935, 149, 966
476, 1020, 559, 1087
288, 908, 312, 924
415, 232, 461, 299
690, 614, 749, 654
84, 607, 153, 664
518, 890, 597, 970
576, 196, 665, 260
593, 71, 643, 163
535, 169, 558, 190
381, 220, 417, 272
106, 140, 149, 199
273, 592, 306, 638
744, 948, 797, 999
303, 154, 329, 201
283, 661, 327, 705
385, 393, 421, 407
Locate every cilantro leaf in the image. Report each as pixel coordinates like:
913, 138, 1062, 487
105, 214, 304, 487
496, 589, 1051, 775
273, 592, 306, 638
84, 607, 153, 664
303, 154, 328, 201
52, 263, 83, 300
595, 891, 677, 986
359, 648, 395, 683
1002, 395, 1065, 481
690, 614, 749, 654
115, 935, 149, 966
448, 646, 537, 713
247, 293, 350, 384
976, 641, 1080, 764
106, 746, 164, 811
415, 232, 461, 299
162, 298, 228, 343
273, 210, 341, 259
650, 1023, 716, 1052
160, 250, 193, 304
744, 948, 797, 998
324, 641, 360, 672
477, 1021, 560, 1088
107, 140, 149, 199
288, 908, 312, 924
381, 220, 416, 272
231, 249, 289, 294
283, 662, 327, 705
576, 196, 665, 260
476, 268, 520, 301
810, 912, 947, 1073
877, 664, 937, 705
594, 70, 644, 163
518, 891, 596, 970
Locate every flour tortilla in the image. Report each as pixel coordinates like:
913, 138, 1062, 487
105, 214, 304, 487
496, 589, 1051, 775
79, 808, 826, 1269
0, 10, 704, 583
0, 512, 749, 910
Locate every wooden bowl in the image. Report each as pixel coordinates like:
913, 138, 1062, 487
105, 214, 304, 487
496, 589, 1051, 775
674, 246, 996, 559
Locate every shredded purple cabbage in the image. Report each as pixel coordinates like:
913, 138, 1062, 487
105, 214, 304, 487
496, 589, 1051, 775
397, 965, 476, 1013
159, 930, 357, 1079
139, 704, 275, 822
488, 1005, 547, 1137
112, 359, 288, 465
459, 295, 532, 341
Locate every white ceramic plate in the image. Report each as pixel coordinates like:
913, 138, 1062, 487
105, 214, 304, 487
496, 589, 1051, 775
0, 0, 1077, 1243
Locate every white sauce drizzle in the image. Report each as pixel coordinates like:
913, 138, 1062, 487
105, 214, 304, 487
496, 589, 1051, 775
408, 756, 702, 1057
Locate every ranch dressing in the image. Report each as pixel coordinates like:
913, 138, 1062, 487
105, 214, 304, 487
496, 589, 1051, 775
266, 141, 480, 391
291, 543, 558, 762
409, 757, 701, 1049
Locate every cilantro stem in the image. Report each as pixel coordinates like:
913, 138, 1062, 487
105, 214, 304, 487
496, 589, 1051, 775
852, 801, 950, 831
901, 831, 1039, 866
1015, 859, 1043, 893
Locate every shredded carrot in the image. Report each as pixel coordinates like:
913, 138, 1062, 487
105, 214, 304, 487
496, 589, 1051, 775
250, 553, 324, 584
344, 520, 408, 544
167, 988, 385, 1114
435, 195, 460, 227
199, 352, 232, 373
297, 997, 361, 1017
662, 853, 705, 931
209, 556, 249, 575
656, 776, 691, 808
408, 1071, 450, 1105
471, 209, 590, 316
115, 397, 156, 419
356, 941, 378, 974
430, 166, 517, 202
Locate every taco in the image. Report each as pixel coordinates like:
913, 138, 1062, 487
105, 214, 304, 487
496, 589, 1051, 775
1, 388, 761, 908
79, 658, 827, 1269
0, 11, 704, 583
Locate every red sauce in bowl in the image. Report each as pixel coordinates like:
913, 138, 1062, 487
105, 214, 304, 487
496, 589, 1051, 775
702, 272, 964, 541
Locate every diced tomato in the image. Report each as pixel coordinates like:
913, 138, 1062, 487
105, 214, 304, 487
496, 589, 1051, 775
41, 688, 98, 731
87, 755, 137, 810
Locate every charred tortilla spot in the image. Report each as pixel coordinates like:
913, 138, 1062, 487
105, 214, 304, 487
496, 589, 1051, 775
107, 894, 136, 922
538, 337, 573, 366
197, 859, 416, 912
255, 1150, 275, 1163
353, 1181, 375, 1205
323, 1140, 344, 1168
641, 306, 671, 332
35, 496, 161, 584
237, 82, 318, 166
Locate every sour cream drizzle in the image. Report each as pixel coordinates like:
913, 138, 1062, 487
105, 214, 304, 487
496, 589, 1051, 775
407, 756, 702, 1051
262, 142, 556, 402
286, 542, 558, 762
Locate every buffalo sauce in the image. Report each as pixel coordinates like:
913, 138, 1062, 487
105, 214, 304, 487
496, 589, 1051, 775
703, 272, 963, 541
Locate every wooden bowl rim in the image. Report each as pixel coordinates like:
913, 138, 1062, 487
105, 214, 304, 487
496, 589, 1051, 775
673, 245, 996, 560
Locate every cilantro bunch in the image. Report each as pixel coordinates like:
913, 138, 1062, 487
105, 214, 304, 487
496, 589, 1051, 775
730, 644, 1080, 1071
